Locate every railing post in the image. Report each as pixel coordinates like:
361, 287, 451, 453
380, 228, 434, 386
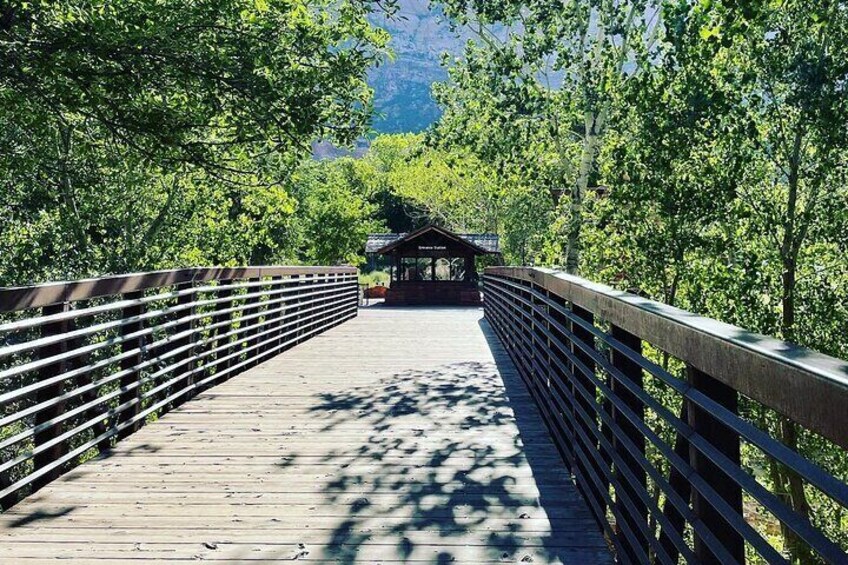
305, 273, 316, 340
171, 280, 197, 407
259, 277, 276, 355
529, 284, 572, 471
283, 274, 298, 348
242, 277, 262, 366
293, 274, 306, 345
610, 325, 648, 561
340, 272, 350, 325
570, 305, 607, 518
338, 272, 351, 325
687, 365, 745, 563
281, 275, 298, 344
527, 282, 545, 403
547, 291, 575, 472
32, 302, 71, 491
117, 291, 145, 440
72, 317, 109, 454
354, 271, 361, 315
326, 272, 339, 327
252, 277, 271, 360
657, 402, 691, 562
539, 289, 554, 431
528, 283, 555, 444
209, 280, 234, 384
269, 275, 285, 349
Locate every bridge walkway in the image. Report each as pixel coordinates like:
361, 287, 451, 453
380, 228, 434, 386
0, 306, 611, 564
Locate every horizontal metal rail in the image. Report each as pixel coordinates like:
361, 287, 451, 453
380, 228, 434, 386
0, 266, 358, 509
483, 267, 848, 565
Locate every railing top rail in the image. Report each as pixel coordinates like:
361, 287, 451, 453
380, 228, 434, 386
0, 266, 358, 313
485, 266, 848, 448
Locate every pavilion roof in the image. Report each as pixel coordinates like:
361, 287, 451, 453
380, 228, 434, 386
365, 225, 500, 255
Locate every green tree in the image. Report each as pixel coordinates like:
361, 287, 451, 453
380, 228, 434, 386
291, 158, 383, 266
431, 1, 848, 560
693, 3, 848, 560
0, 0, 393, 285
583, 1, 742, 311
437, 0, 661, 273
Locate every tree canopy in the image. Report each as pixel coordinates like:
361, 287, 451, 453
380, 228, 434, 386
0, 0, 393, 283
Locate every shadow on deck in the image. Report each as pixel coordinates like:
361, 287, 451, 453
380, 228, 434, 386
0, 307, 611, 564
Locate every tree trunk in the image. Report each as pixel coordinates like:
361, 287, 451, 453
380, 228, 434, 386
56, 122, 88, 259
776, 252, 813, 563
130, 178, 181, 269
564, 109, 604, 274
780, 127, 803, 343
774, 127, 813, 564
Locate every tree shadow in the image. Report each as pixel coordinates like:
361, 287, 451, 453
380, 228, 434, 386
257, 318, 611, 563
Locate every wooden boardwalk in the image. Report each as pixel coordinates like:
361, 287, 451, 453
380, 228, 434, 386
0, 307, 612, 564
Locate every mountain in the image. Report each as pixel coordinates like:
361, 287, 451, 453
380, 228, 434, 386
367, 1, 467, 133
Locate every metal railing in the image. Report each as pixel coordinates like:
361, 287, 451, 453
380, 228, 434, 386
484, 267, 848, 564
0, 266, 358, 509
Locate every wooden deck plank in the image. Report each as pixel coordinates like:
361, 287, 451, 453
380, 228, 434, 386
0, 306, 612, 564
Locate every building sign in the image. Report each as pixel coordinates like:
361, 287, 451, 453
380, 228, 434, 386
418, 245, 447, 251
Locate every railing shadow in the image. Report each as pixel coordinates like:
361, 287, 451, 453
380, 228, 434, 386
6, 506, 74, 528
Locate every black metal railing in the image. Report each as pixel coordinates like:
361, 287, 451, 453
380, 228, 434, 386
0, 266, 358, 509
484, 267, 848, 564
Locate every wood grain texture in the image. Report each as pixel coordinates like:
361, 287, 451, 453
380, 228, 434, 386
0, 306, 612, 564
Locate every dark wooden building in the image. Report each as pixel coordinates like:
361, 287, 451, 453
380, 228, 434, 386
366, 225, 500, 305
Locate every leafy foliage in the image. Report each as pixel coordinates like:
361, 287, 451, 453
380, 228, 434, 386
290, 158, 383, 265
431, 0, 848, 561
0, 0, 394, 284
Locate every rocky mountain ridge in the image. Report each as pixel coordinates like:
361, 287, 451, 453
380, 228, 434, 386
368, 0, 467, 133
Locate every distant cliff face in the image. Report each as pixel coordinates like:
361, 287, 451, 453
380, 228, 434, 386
368, 1, 466, 133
